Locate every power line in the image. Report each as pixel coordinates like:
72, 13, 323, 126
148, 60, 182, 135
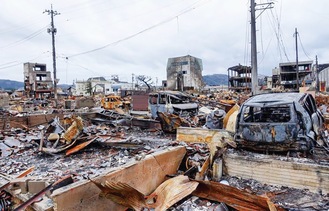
243, 1, 250, 66
62, 58, 107, 77
298, 33, 312, 60
0, 13, 47, 35
259, 36, 273, 65
56, 0, 195, 44
260, 13, 264, 59
0, 62, 22, 70
0, 51, 51, 71
268, 3, 290, 62
68, 0, 207, 58
0, 25, 49, 49
0, 61, 19, 67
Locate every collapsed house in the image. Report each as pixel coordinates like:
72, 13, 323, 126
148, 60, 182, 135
0, 91, 328, 210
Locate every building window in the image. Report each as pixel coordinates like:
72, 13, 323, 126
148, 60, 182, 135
182, 70, 187, 74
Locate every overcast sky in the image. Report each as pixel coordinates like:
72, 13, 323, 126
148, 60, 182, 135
1, 0, 329, 85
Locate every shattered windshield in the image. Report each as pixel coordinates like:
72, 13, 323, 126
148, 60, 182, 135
243, 105, 291, 123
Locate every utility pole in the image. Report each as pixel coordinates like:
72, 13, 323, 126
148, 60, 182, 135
295, 28, 299, 90
250, 1, 273, 95
156, 77, 158, 91
132, 73, 134, 90
316, 55, 319, 92
44, 5, 60, 107
250, 0, 258, 95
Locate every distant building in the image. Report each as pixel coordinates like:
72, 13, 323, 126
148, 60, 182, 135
227, 65, 251, 93
266, 76, 273, 89
23, 62, 53, 98
272, 61, 313, 90
112, 82, 134, 95
166, 55, 204, 91
74, 77, 113, 96
0, 92, 9, 108
317, 63, 329, 92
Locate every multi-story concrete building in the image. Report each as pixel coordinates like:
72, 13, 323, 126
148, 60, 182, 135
272, 61, 313, 90
74, 77, 113, 96
166, 55, 204, 91
23, 62, 53, 98
227, 64, 251, 93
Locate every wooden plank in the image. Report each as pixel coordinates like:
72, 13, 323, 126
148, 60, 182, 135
224, 152, 329, 194
0, 114, 64, 129
28, 114, 64, 127
51, 146, 186, 211
176, 127, 235, 163
177, 127, 234, 145
0, 116, 27, 130
193, 180, 285, 211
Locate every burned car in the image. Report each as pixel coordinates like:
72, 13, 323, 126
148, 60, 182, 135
235, 92, 324, 153
148, 91, 198, 119
148, 91, 199, 132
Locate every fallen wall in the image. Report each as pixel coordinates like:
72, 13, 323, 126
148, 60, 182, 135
51, 146, 186, 211
224, 152, 329, 194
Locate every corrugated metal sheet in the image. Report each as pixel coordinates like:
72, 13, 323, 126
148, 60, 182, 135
131, 94, 149, 111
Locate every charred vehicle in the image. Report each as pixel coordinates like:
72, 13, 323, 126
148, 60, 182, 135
148, 91, 198, 119
101, 95, 130, 111
148, 91, 198, 132
235, 92, 324, 153
101, 95, 123, 110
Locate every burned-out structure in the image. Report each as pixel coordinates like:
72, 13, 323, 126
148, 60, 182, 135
227, 65, 251, 93
0, 92, 9, 108
23, 62, 53, 98
272, 60, 313, 90
166, 55, 204, 91
317, 63, 329, 92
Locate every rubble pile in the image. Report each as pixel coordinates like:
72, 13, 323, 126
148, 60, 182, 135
0, 91, 328, 210
224, 176, 329, 211
0, 125, 174, 182
0, 190, 12, 210
197, 90, 249, 110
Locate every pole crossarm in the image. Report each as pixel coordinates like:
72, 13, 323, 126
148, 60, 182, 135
255, 2, 274, 20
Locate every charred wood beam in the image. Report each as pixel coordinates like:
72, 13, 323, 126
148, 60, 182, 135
0, 167, 35, 192
193, 180, 285, 211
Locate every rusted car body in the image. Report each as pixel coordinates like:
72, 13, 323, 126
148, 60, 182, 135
235, 92, 324, 152
101, 95, 123, 110
148, 91, 198, 119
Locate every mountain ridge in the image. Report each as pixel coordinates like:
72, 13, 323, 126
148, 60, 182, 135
0, 74, 228, 90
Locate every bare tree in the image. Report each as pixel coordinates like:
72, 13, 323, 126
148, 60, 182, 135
136, 75, 154, 90
85, 81, 92, 96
